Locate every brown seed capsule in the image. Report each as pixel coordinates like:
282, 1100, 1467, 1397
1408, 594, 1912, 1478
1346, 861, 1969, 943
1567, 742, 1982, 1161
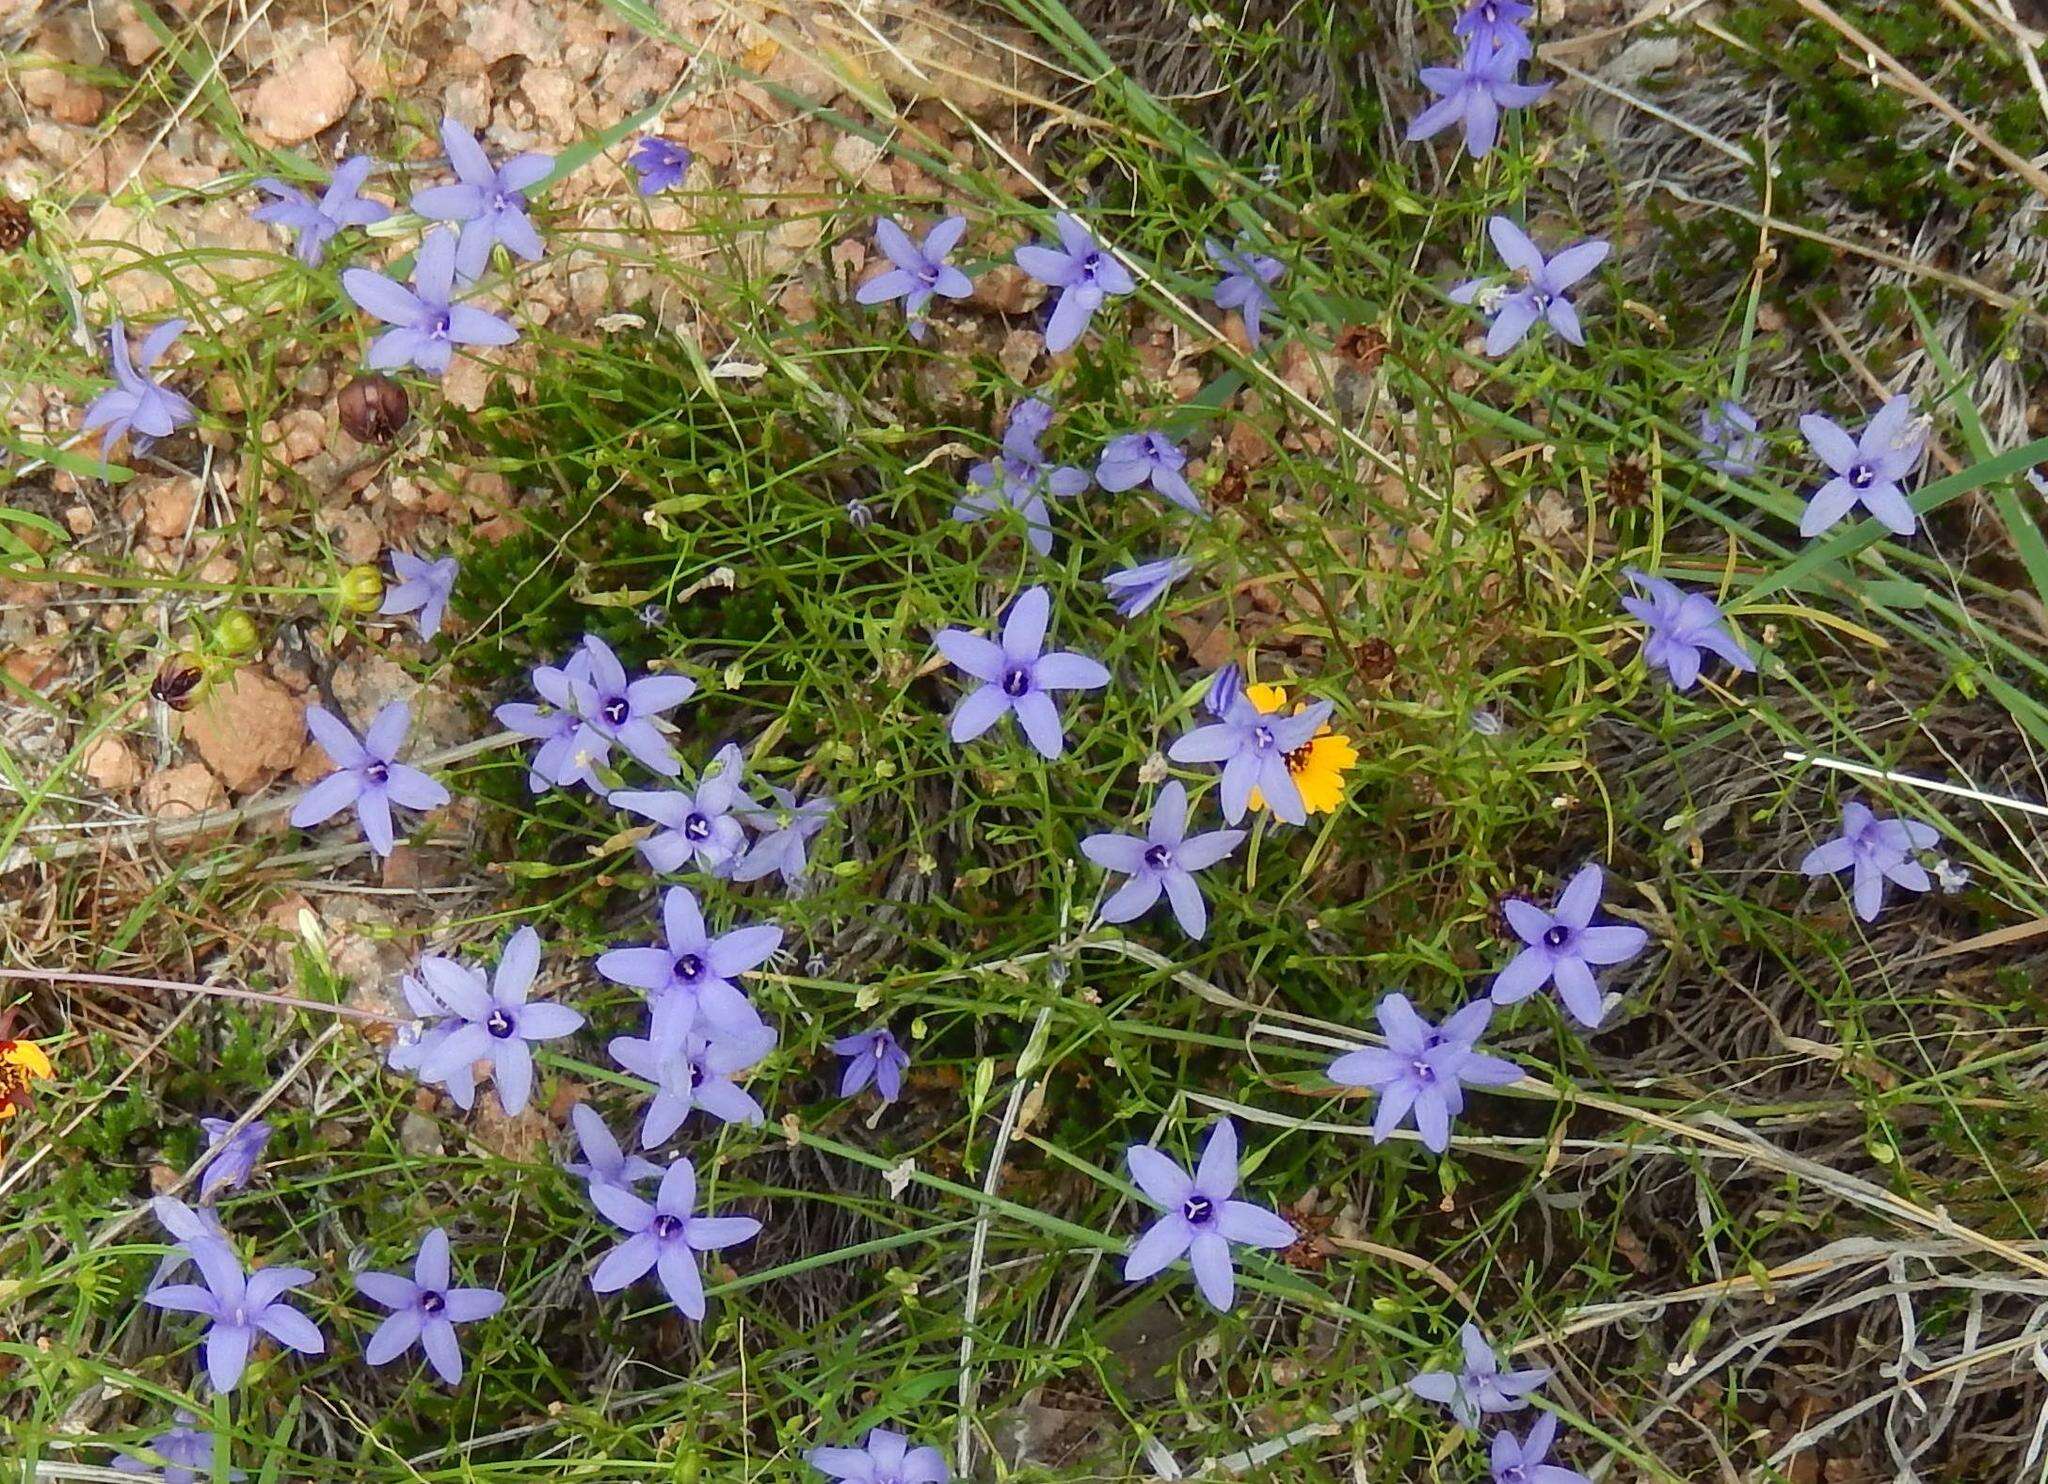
0, 199, 32, 252
151, 652, 207, 712
1335, 324, 1388, 372
337, 375, 409, 444
1354, 636, 1396, 681
1211, 459, 1250, 506
1606, 458, 1647, 508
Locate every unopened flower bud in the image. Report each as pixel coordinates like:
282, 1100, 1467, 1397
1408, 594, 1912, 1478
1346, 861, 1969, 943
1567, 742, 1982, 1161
339, 564, 385, 613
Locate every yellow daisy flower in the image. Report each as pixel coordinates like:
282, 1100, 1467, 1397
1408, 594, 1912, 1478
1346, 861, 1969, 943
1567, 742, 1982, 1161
0, 1037, 54, 1121
1244, 681, 1358, 816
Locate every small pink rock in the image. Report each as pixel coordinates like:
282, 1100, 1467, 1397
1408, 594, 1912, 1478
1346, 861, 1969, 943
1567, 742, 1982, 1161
250, 40, 356, 145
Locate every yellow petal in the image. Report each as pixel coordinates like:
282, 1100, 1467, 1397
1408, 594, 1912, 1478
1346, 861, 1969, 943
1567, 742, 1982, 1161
3, 1042, 52, 1078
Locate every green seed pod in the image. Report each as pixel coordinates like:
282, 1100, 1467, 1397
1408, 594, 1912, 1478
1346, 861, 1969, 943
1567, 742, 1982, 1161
214, 610, 259, 656
339, 564, 386, 613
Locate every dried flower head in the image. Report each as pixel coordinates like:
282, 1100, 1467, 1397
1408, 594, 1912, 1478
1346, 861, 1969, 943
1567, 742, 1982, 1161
0, 198, 34, 252
1335, 324, 1388, 371
1604, 459, 1646, 508
1212, 460, 1251, 507
1353, 637, 1396, 681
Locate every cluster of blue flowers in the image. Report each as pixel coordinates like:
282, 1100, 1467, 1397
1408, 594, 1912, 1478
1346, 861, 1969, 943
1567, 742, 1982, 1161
89, 3, 1969, 1474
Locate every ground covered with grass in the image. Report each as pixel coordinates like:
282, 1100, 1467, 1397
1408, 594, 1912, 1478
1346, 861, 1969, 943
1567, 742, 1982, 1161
8, 0, 2048, 1479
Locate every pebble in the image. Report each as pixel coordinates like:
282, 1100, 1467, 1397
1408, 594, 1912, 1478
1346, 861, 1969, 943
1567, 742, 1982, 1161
249, 39, 357, 145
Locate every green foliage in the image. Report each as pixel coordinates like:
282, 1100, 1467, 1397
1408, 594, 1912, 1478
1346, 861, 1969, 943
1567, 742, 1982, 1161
7, 0, 2048, 1478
